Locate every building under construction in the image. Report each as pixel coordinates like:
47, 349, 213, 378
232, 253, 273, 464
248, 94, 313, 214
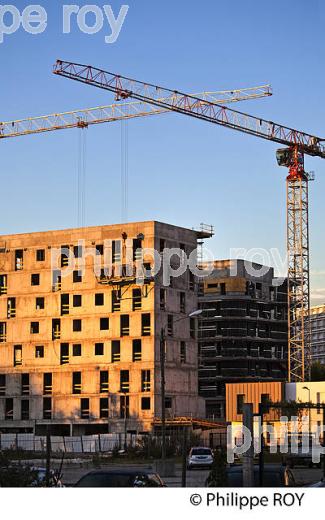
198, 259, 288, 420
0, 221, 207, 435
309, 304, 325, 365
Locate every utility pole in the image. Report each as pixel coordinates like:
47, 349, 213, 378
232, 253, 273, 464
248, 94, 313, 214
181, 425, 188, 487
258, 403, 264, 487
45, 424, 51, 487
242, 404, 254, 487
122, 391, 128, 451
160, 327, 166, 464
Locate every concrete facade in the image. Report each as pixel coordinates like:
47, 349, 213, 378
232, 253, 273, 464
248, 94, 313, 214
309, 304, 325, 365
0, 221, 205, 435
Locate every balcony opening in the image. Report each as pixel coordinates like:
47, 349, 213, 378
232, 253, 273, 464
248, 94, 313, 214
52, 270, 62, 292
7, 297, 16, 318
132, 339, 142, 362
160, 288, 166, 310
120, 370, 130, 392
112, 289, 121, 312
100, 370, 109, 393
43, 373, 53, 395
120, 315, 130, 336
111, 340, 120, 363
100, 397, 109, 418
43, 397, 52, 419
141, 370, 151, 392
120, 395, 129, 419
180, 341, 186, 363
133, 238, 143, 261
5, 398, 14, 420
80, 398, 89, 419
52, 319, 61, 339
15, 250, 23, 271
21, 373, 29, 395
60, 343, 69, 365
21, 400, 29, 420
0, 374, 6, 396
112, 240, 121, 263
14, 345, 22, 366
167, 315, 173, 337
60, 245, 70, 267
132, 288, 142, 311
180, 292, 186, 313
141, 313, 151, 336
73, 372, 82, 394
0, 274, 7, 295
61, 294, 70, 315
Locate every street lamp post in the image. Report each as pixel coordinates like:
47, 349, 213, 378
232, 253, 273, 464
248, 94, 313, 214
160, 309, 202, 468
302, 386, 311, 440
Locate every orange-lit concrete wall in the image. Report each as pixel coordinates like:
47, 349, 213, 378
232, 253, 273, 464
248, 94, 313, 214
226, 381, 284, 422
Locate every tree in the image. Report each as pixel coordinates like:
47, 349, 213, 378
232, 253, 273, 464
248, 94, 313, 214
0, 450, 38, 487
205, 447, 228, 487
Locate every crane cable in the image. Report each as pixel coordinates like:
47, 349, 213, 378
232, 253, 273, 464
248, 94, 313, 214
121, 119, 129, 222
77, 128, 87, 227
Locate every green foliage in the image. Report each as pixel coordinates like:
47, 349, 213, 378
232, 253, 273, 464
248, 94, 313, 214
136, 436, 177, 459
311, 362, 325, 382
205, 448, 228, 487
0, 450, 38, 487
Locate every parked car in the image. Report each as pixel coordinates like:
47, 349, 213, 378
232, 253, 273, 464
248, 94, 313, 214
74, 470, 166, 487
187, 447, 214, 470
222, 464, 295, 487
307, 478, 325, 487
285, 448, 321, 468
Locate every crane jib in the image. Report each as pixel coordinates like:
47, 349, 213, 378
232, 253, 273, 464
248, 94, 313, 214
53, 60, 325, 160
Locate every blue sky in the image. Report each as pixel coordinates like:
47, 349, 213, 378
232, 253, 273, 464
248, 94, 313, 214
0, 0, 324, 303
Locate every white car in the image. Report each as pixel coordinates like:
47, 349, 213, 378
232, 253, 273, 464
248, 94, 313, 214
187, 447, 214, 470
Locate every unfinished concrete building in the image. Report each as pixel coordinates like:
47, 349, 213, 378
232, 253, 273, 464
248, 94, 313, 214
0, 221, 206, 435
309, 304, 325, 365
198, 259, 288, 420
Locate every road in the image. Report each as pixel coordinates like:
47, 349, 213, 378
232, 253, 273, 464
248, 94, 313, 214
49, 460, 323, 487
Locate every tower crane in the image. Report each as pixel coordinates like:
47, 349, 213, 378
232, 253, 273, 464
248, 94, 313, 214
53, 59, 325, 382
0, 85, 271, 139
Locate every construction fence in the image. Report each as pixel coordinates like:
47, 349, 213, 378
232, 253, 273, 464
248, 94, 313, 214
0, 431, 227, 454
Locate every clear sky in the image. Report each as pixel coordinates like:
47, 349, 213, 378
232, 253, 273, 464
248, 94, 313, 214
0, 0, 324, 303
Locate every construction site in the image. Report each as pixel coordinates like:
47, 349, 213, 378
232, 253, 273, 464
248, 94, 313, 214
0, 55, 325, 434
1, 24, 325, 490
